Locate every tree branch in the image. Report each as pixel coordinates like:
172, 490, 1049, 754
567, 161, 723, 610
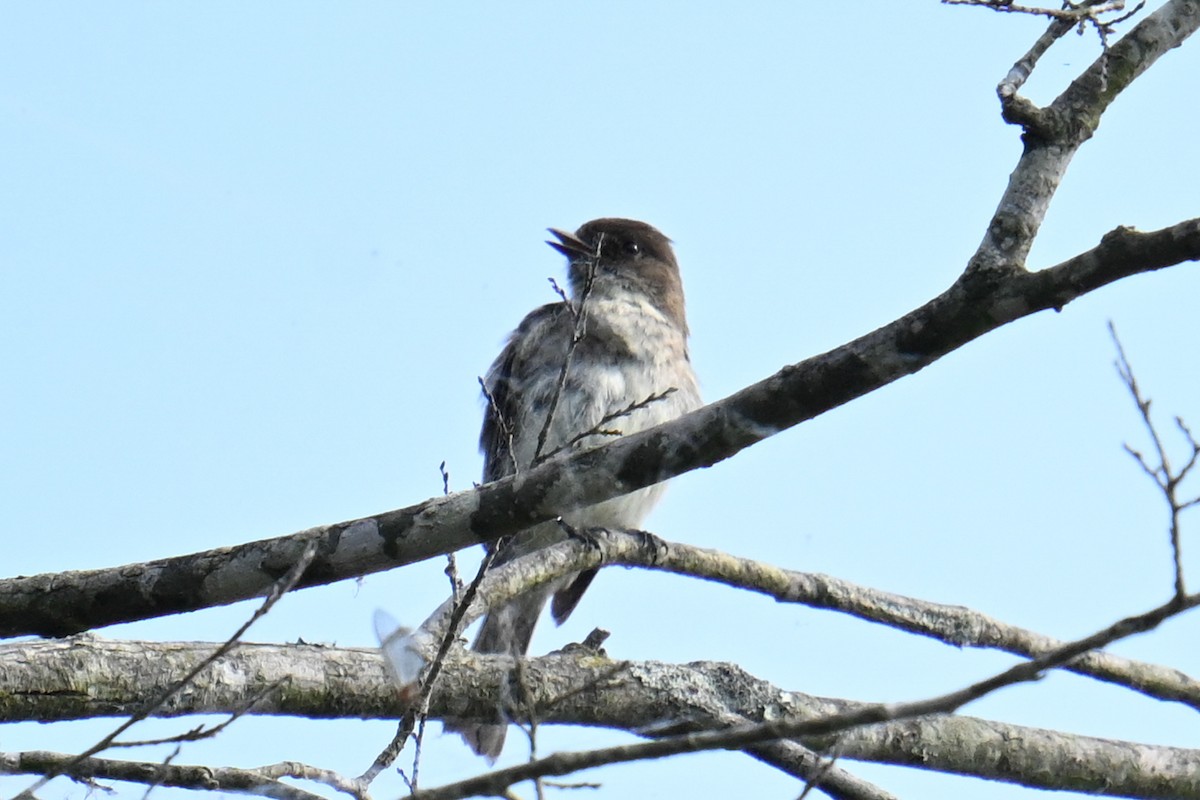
4, 635, 1198, 797
0, 751, 344, 800
973, 0, 1199, 274
13, 540, 319, 798
402, 589, 1200, 800
3, 211, 1198, 641
407, 528, 1200, 712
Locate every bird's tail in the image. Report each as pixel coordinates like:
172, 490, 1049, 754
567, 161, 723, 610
445, 586, 552, 760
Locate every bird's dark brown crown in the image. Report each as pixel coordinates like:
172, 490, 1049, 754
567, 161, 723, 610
548, 218, 688, 335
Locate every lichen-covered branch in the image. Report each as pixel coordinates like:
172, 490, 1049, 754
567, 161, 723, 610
409, 528, 1200, 712
2, 212, 1197, 641
4, 636, 1199, 798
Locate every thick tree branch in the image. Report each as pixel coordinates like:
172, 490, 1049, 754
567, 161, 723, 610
4, 636, 1198, 797
404, 589, 1200, 800
3, 212, 1197, 640
10, 528, 1197, 723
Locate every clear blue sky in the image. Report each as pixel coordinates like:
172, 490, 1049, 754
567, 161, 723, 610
3, 4, 1199, 798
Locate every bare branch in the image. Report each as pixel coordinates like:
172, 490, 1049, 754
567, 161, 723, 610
406, 529, 1200, 713
402, 589, 1199, 800
478, 377, 519, 477
257, 762, 370, 799
973, 0, 1197, 275
533, 250, 598, 465
997, 6, 1090, 100
14, 539, 319, 797
7, 632, 1199, 796
5, 217, 1197, 644
361, 548, 500, 790
3, 1, 1198, 639
1111, 323, 1199, 598
0, 751, 342, 800
113, 679, 286, 749
945, 0, 1131, 24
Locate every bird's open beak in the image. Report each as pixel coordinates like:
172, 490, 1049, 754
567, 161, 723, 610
546, 227, 594, 259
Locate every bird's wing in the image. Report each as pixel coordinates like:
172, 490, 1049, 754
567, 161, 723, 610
479, 301, 571, 483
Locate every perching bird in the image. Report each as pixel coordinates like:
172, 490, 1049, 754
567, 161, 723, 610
452, 218, 702, 759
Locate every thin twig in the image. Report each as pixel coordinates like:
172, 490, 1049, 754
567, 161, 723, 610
360, 548, 499, 788
479, 377, 519, 476
794, 744, 843, 800
113, 679, 286, 748
1111, 322, 1191, 598
533, 245, 600, 464
547, 277, 570, 307
440, 461, 461, 605
538, 389, 679, 462
138, 745, 180, 800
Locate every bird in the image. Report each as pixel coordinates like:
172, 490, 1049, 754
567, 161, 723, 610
450, 218, 702, 759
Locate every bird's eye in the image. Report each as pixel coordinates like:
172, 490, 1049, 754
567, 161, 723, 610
623, 240, 641, 255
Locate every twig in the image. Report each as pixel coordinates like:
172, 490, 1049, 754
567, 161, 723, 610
755, 739, 895, 800
138, 745, 180, 800
547, 277, 570, 307
538, 389, 679, 463
259, 761, 372, 799
479, 377, 519, 476
967, 0, 1147, 91
944, 0, 1128, 23
1111, 321, 1194, 598
533, 246, 600, 464
967, 0, 1147, 112
361, 549, 499, 788
794, 744, 843, 800
112, 680, 286, 748
440, 461, 461, 605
